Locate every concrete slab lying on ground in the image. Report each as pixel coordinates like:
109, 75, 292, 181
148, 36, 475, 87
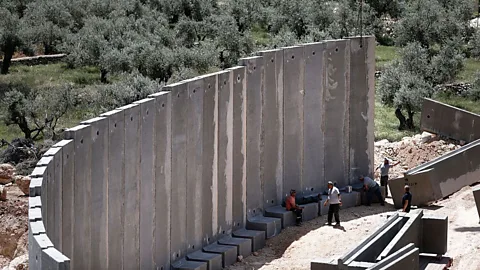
171, 258, 208, 270
217, 236, 251, 257
421, 216, 448, 255
202, 243, 237, 268
246, 216, 281, 238
311, 258, 338, 270
186, 250, 222, 270
367, 243, 419, 270
473, 185, 480, 220
264, 205, 296, 228
302, 203, 319, 221
232, 229, 266, 251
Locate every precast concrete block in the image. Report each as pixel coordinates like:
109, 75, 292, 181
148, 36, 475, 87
29, 196, 42, 209
81, 116, 109, 269
340, 192, 358, 209
29, 233, 54, 270
217, 70, 234, 237
201, 73, 217, 242
148, 91, 172, 270
282, 46, 304, 196
185, 77, 205, 253
202, 243, 237, 268
378, 210, 423, 261
41, 247, 70, 270
217, 236, 252, 257
29, 177, 42, 198
35, 157, 52, 240
99, 109, 125, 270
389, 169, 437, 208
64, 124, 92, 270
229, 66, 247, 231
347, 261, 375, 269
186, 250, 223, 270
120, 103, 141, 269
169, 82, 189, 261
319, 195, 329, 216
264, 205, 296, 228
232, 229, 266, 251
346, 36, 376, 183
258, 49, 284, 209
246, 216, 281, 239
303, 42, 326, 194
58, 140, 74, 261
474, 185, 480, 220
133, 98, 156, 269
302, 202, 319, 221
367, 243, 419, 270
421, 216, 448, 255
172, 258, 208, 270
28, 208, 42, 222
324, 39, 351, 187
311, 258, 338, 270
30, 221, 46, 235
238, 56, 264, 218
43, 147, 63, 249
361, 186, 385, 204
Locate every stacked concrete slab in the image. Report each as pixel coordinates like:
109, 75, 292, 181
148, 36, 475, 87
311, 210, 449, 270
389, 99, 480, 208
28, 36, 376, 270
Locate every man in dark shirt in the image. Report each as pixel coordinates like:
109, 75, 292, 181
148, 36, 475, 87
286, 189, 304, 226
402, 185, 412, 213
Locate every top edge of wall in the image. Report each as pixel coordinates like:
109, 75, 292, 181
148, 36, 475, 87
257, 48, 283, 54
148, 91, 170, 98
227, 66, 246, 71
80, 116, 107, 125
64, 124, 89, 132
424, 98, 480, 118
133, 97, 156, 105
53, 140, 72, 148
100, 109, 123, 117
117, 103, 139, 111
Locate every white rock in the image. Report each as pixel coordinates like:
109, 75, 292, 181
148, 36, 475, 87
2, 254, 28, 270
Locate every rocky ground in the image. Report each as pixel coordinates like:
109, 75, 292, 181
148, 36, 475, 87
0, 132, 476, 269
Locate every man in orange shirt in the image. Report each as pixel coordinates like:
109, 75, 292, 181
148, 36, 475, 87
286, 189, 304, 226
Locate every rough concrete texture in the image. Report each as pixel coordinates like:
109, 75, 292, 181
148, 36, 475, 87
186, 250, 223, 270
41, 247, 70, 270
264, 205, 296, 228
239, 56, 264, 218
258, 49, 284, 209
421, 216, 448, 255
340, 192, 360, 209
302, 42, 325, 194
282, 46, 304, 197
58, 140, 74, 262
474, 185, 480, 220
311, 258, 338, 270
389, 169, 437, 208
232, 229, 266, 251
302, 203, 319, 221
324, 39, 350, 187
217, 236, 252, 257
378, 210, 423, 261
202, 242, 238, 267
367, 243, 419, 270
421, 98, 480, 143
346, 36, 375, 181
172, 258, 208, 270
246, 216, 282, 239
148, 91, 172, 270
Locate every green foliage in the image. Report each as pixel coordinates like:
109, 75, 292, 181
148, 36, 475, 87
468, 29, 480, 59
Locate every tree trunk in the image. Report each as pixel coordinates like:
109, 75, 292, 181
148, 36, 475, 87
100, 69, 108, 83
395, 107, 407, 130
1, 40, 15, 75
406, 106, 415, 129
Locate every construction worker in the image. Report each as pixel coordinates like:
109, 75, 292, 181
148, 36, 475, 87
402, 185, 412, 213
376, 158, 400, 198
359, 175, 384, 206
324, 181, 342, 226
285, 189, 304, 226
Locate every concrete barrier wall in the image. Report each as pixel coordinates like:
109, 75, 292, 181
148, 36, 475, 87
421, 98, 480, 143
28, 36, 375, 269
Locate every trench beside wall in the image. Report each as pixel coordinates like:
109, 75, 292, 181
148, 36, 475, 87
28, 36, 375, 270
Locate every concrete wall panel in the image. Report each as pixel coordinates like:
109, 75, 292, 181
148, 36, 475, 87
80, 117, 109, 269
148, 91, 172, 270
421, 98, 480, 143
217, 70, 234, 236
100, 109, 125, 270
64, 124, 92, 270
134, 98, 156, 269
324, 39, 351, 187
121, 104, 141, 269
170, 82, 189, 260
303, 42, 325, 193
186, 78, 205, 252
230, 66, 247, 230
474, 185, 480, 220
47, 147, 63, 249
347, 36, 375, 181
36, 157, 52, 243
389, 169, 439, 208
283, 46, 304, 196
259, 49, 284, 208
202, 74, 217, 242
421, 216, 448, 254
239, 56, 264, 217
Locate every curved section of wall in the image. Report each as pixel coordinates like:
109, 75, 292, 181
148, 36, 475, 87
28, 36, 376, 269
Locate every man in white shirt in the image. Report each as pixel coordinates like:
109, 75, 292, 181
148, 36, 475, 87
376, 158, 400, 198
323, 181, 342, 226
359, 175, 385, 206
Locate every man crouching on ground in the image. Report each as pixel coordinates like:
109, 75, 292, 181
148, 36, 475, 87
324, 181, 342, 227
286, 189, 304, 226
